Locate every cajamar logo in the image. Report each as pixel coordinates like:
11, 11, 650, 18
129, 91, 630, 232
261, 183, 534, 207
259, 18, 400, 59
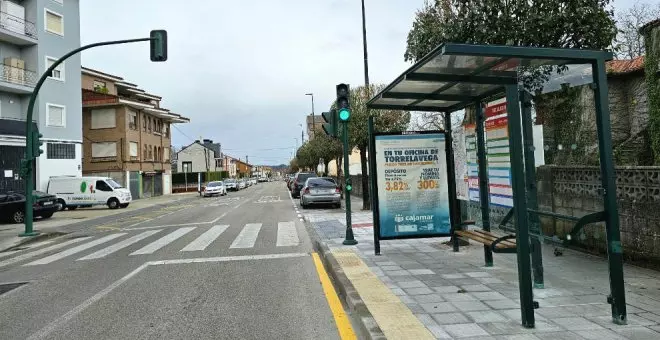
80, 181, 87, 193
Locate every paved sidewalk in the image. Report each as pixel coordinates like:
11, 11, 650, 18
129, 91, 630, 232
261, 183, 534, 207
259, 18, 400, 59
304, 203, 660, 339
0, 193, 198, 253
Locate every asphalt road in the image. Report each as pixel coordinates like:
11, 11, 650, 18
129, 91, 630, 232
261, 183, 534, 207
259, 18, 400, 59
0, 182, 347, 340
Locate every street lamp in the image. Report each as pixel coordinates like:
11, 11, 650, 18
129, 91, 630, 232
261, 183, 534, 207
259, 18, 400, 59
305, 93, 314, 138
298, 123, 304, 143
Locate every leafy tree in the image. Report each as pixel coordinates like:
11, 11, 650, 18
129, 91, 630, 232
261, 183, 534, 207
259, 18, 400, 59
308, 127, 343, 175
331, 84, 411, 210
405, 0, 617, 63
614, 2, 660, 59
404, 0, 617, 137
295, 142, 316, 170
289, 158, 299, 173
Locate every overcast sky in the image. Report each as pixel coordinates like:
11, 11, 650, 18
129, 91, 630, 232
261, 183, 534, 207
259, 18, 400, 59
80, 0, 642, 166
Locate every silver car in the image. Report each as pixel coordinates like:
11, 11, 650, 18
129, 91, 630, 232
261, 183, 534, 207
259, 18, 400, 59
202, 181, 227, 197
300, 177, 341, 209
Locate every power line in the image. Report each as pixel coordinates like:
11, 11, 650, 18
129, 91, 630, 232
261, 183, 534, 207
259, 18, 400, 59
171, 124, 196, 143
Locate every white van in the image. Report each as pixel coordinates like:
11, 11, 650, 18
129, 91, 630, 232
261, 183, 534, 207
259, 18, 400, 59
47, 176, 132, 210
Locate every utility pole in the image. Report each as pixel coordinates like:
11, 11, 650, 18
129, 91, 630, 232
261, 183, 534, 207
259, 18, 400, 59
306, 93, 315, 139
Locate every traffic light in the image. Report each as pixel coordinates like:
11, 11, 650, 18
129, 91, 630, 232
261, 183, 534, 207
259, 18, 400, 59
150, 30, 168, 62
32, 131, 43, 157
321, 109, 337, 137
336, 83, 351, 122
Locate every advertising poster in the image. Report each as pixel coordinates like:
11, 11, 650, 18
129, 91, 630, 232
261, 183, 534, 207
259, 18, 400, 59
374, 133, 452, 238
464, 124, 480, 203
485, 99, 514, 207
452, 125, 469, 201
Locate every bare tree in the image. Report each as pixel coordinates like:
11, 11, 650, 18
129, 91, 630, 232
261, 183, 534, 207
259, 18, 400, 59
615, 1, 660, 59
411, 111, 466, 131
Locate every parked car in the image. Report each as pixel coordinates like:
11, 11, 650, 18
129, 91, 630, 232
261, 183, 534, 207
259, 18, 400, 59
238, 179, 247, 190
224, 179, 238, 191
202, 181, 227, 197
300, 177, 341, 209
0, 191, 60, 224
250, 178, 258, 185
258, 177, 268, 183
291, 172, 318, 198
47, 176, 132, 210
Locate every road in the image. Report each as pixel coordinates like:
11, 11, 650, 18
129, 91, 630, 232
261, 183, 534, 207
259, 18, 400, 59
0, 182, 353, 340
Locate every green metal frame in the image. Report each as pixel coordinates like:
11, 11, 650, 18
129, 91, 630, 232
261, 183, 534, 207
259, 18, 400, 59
366, 43, 627, 328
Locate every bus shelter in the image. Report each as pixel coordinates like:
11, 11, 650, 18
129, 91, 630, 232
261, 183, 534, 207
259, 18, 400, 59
366, 43, 626, 328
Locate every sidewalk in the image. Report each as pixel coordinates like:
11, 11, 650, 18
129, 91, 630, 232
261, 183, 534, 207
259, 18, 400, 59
0, 193, 198, 253
304, 200, 660, 339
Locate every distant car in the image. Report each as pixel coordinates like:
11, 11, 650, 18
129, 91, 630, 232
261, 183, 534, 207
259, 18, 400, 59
251, 178, 258, 185
0, 191, 60, 224
291, 172, 318, 198
224, 179, 238, 191
300, 177, 341, 209
238, 179, 247, 190
202, 181, 227, 197
258, 177, 268, 183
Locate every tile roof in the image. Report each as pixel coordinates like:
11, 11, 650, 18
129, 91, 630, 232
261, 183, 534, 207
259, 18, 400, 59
606, 56, 645, 75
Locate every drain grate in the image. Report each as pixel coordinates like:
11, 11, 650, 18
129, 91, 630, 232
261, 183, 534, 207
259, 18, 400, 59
0, 282, 28, 296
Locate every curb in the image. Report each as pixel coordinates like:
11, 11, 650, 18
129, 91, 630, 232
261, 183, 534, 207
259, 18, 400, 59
304, 219, 386, 340
0, 231, 68, 253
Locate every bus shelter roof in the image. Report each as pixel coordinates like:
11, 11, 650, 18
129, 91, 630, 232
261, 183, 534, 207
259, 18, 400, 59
366, 43, 613, 112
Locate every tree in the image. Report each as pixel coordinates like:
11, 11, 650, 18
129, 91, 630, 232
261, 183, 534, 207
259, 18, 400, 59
333, 84, 411, 210
289, 158, 299, 173
307, 127, 343, 175
614, 2, 660, 59
405, 0, 617, 63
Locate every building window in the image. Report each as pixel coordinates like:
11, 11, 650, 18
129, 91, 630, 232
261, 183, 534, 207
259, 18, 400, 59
46, 56, 65, 81
91, 142, 117, 158
93, 80, 107, 93
90, 108, 116, 129
45, 9, 64, 36
148, 117, 152, 132
153, 146, 158, 161
128, 110, 137, 130
47, 143, 75, 159
148, 146, 153, 160
143, 145, 148, 159
182, 161, 192, 172
46, 103, 65, 127
143, 114, 147, 131
129, 142, 138, 157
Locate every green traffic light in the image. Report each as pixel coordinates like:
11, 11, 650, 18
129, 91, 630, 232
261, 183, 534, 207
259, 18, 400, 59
346, 184, 352, 191
339, 108, 350, 121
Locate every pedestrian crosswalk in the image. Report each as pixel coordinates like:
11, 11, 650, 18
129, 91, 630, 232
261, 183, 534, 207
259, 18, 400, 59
0, 222, 303, 268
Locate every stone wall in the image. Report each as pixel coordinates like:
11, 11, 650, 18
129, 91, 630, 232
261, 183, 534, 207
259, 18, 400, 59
536, 72, 651, 166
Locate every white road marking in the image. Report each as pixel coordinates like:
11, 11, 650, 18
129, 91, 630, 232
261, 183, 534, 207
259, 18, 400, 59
24, 234, 126, 266
26, 252, 309, 340
0, 240, 55, 259
25, 262, 150, 340
0, 238, 90, 268
180, 225, 228, 252
276, 221, 299, 247
229, 223, 262, 249
130, 227, 195, 255
77, 230, 162, 261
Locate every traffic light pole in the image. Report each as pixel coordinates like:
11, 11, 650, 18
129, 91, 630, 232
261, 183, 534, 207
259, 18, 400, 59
342, 121, 357, 245
20, 37, 155, 237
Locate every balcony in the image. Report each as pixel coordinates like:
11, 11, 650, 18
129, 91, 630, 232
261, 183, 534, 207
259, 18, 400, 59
0, 10, 37, 45
0, 64, 37, 94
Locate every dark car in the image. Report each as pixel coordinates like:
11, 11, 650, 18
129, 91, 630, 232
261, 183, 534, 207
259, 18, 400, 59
0, 191, 60, 224
290, 172, 318, 198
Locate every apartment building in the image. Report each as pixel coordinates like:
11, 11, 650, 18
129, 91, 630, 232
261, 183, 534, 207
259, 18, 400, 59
81, 67, 189, 198
306, 114, 322, 140
0, 0, 82, 192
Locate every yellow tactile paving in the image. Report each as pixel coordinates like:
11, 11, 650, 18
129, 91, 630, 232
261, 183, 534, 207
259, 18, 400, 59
332, 249, 435, 340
